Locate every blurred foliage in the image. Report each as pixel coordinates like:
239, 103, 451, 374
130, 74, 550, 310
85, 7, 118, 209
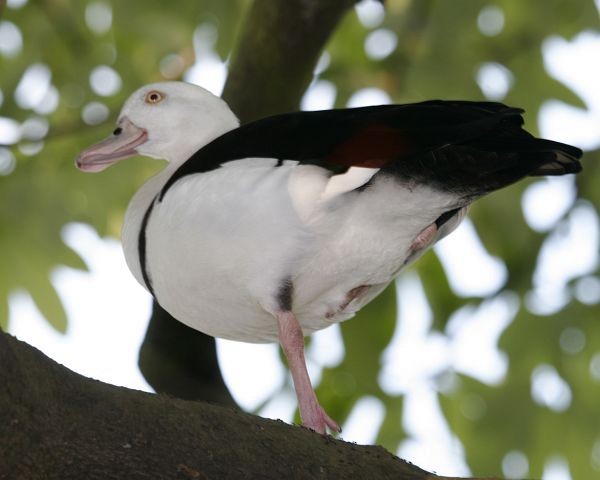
1, 0, 599, 478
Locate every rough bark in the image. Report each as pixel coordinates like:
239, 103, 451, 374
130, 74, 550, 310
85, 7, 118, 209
0, 330, 496, 480
139, 0, 360, 403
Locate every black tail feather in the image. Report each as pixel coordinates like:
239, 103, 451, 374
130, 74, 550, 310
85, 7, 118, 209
527, 139, 583, 176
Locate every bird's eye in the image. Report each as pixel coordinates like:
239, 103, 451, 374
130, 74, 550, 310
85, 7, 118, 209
145, 90, 165, 104
113, 127, 122, 135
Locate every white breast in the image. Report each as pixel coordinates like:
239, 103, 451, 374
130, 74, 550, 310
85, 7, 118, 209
124, 159, 315, 342
122, 160, 460, 343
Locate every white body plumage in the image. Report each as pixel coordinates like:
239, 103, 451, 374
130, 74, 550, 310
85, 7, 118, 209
122, 156, 459, 342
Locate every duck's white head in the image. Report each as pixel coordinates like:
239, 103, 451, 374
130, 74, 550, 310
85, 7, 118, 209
76, 81, 239, 172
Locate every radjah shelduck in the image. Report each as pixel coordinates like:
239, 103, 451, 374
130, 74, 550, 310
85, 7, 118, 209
77, 81, 582, 434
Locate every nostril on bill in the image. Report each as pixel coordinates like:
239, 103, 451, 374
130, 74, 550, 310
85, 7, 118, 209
113, 127, 123, 136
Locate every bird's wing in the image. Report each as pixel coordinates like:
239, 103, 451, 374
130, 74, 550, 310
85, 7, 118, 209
159, 101, 582, 201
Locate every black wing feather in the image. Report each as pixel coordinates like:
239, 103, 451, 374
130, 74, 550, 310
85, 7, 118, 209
159, 101, 582, 200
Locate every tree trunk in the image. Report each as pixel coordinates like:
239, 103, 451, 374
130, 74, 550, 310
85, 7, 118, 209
138, 301, 236, 407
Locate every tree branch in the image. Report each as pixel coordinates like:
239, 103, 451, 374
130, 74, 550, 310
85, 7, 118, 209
0, 329, 488, 480
222, 0, 359, 122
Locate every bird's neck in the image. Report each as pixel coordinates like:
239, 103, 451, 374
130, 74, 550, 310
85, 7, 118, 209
167, 112, 241, 168
137, 113, 240, 207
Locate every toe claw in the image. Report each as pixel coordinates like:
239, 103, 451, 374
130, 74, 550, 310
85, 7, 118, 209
301, 405, 340, 434
325, 415, 341, 433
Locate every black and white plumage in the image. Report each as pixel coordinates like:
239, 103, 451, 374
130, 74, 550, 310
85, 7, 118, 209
77, 82, 582, 433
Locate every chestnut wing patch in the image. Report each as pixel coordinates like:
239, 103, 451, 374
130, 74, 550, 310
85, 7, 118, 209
327, 124, 412, 168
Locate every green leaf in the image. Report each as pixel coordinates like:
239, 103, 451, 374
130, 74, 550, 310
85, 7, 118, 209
28, 273, 68, 334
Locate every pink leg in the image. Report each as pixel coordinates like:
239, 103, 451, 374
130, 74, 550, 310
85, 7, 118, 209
410, 222, 438, 253
402, 222, 439, 268
326, 285, 369, 319
276, 311, 340, 434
